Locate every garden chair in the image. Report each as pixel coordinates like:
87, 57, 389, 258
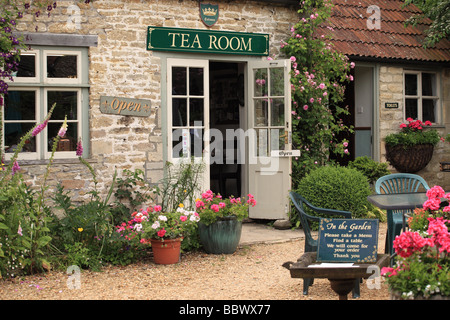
289, 192, 360, 298
375, 173, 430, 257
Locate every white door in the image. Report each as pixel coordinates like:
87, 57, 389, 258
167, 58, 210, 192
247, 59, 292, 220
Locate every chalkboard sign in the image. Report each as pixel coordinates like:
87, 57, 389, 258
317, 219, 379, 263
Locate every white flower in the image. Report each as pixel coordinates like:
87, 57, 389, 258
133, 223, 143, 232
152, 221, 160, 229
158, 215, 167, 221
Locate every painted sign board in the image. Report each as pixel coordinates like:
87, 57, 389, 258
385, 102, 399, 109
200, 3, 219, 27
271, 150, 301, 157
147, 26, 269, 56
100, 96, 152, 117
317, 219, 379, 263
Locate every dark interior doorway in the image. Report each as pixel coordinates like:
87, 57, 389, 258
209, 61, 242, 198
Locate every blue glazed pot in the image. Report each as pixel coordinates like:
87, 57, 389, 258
199, 216, 242, 254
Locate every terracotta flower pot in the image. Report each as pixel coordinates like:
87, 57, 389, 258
150, 238, 182, 264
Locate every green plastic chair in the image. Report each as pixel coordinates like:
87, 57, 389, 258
375, 173, 430, 257
289, 192, 360, 297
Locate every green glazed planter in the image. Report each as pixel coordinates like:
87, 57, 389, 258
199, 216, 242, 254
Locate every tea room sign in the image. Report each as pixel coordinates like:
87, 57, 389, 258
100, 96, 152, 117
147, 26, 269, 56
317, 219, 379, 263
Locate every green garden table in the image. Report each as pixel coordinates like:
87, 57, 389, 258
367, 192, 428, 211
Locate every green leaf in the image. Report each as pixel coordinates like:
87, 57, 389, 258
0, 222, 9, 230
37, 236, 52, 248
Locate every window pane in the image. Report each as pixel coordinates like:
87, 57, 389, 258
256, 128, 268, 157
254, 68, 268, 97
422, 99, 437, 122
405, 74, 417, 95
189, 98, 203, 126
422, 73, 437, 96
172, 98, 187, 127
189, 67, 204, 96
4, 123, 36, 153
172, 67, 187, 95
172, 128, 189, 158
47, 54, 77, 79
4, 91, 36, 120
15, 54, 36, 77
271, 98, 284, 126
271, 128, 285, 151
254, 99, 268, 127
405, 99, 418, 119
270, 68, 284, 96
47, 122, 78, 152
190, 128, 204, 158
48, 91, 78, 120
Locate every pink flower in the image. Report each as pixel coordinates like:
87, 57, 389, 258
57, 116, 68, 138
290, 56, 296, 62
12, 161, 20, 175
211, 204, 220, 212
303, 105, 308, 111
154, 205, 162, 212
399, 123, 407, 129
76, 140, 83, 157
343, 142, 348, 147
426, 185, 445, 199
157, 229, 166, 238
423, 198, 441, 211
180, 215, 188, 222
219, 202, 226, 208
318, 83, 325, 89
196, 200, 205, 209
32, 120, 48, 137
309, 98, 314, 103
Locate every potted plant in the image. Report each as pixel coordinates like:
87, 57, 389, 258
196, 190, 256, 254
137, 205, 200, 264
384, 118, 441, 173
381, 186, 450, 300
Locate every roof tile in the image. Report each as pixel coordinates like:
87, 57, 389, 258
320, 0, 450, 62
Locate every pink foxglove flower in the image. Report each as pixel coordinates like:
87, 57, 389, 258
57, 116, 68, 137
32, 120, 48, 137
76, 140, 83, 157
12, 161, 20, 175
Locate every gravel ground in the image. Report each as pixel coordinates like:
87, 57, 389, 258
0, 223, 390, 301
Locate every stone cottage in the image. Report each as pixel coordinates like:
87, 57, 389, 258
2, 0, 449, 221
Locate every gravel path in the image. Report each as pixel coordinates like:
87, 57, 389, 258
0, 223, 390, 300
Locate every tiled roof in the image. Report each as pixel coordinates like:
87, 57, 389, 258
317, 0, 450, 63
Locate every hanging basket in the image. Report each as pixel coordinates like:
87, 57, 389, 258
385, 144, 434, 173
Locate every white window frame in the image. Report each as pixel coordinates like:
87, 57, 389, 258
43, 88, 82, 160
404, 70, 441, 124
10, 49, 40, 84
43, 50, 82, 85
2, 88, 40, 160
3, 47, 87, 161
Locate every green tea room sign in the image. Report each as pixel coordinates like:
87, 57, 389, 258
147, 26, 269, 56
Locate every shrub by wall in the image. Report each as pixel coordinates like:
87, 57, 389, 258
295, 165, 373, 219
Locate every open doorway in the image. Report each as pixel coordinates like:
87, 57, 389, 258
209, 61, 244, 198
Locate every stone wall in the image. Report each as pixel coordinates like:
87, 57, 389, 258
379, 65, 450, 190
11, 0, 299, 202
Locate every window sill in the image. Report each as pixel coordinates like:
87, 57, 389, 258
4, 157, 97, 166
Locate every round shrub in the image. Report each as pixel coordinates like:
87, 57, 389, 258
296, 165, 372, 219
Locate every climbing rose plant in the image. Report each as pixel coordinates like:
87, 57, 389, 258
281, 0, 354, 187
